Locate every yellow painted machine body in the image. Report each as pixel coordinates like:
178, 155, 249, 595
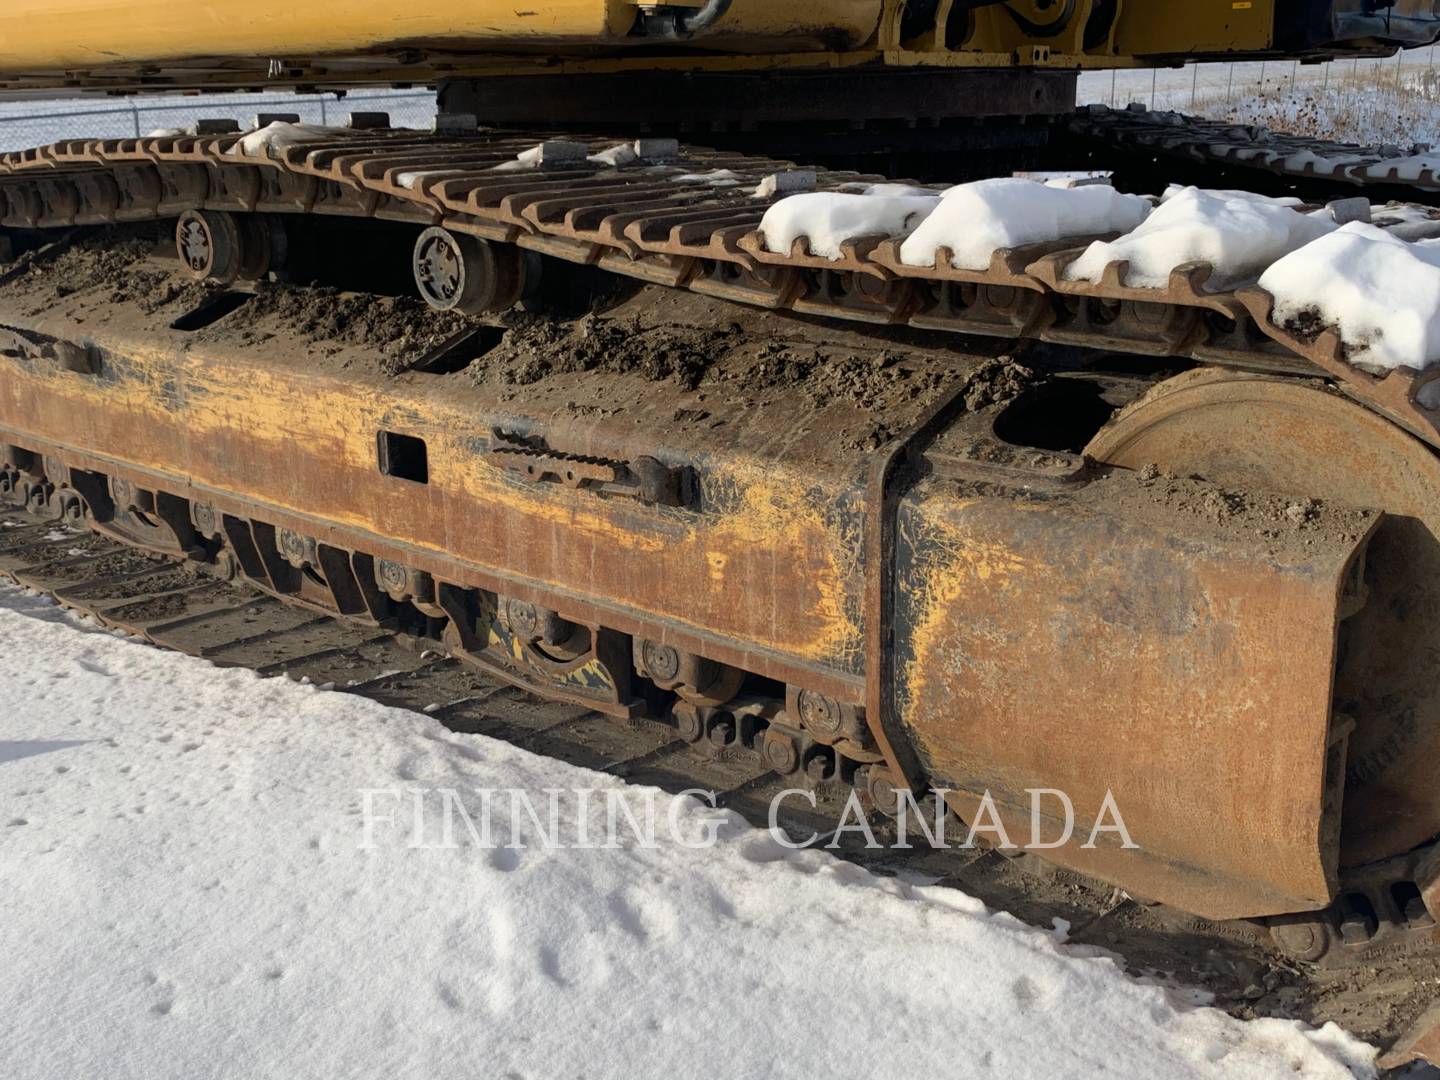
0, 0, 1428, 94
0, 0, 882, 70
0, 0, 635, 68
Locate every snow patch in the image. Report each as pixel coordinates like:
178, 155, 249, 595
1066, 186, 1336, 291
899, 177, 1151, 270
394, 169, 455, 191
856, 182, 945, 197
587, 142, 639, 168
1364, 154, 1440, 181
1282, 150, 1368, 175
753, 171, 817, 198
759, 192, 941, 259
0, 584, 1380, 1080
1160, 184, 1304, 208
490, 140, 591, 172
1260, 221, 1440, 374
229, 122, 343, 158
672, 169, 741, 188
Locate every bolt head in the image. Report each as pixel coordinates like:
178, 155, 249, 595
643, 640, 681, 683
504, 598, 539, 640
673, 705, 704, 743
797, 689, 842, 738
762, 731, 799, 774
1270, 919, 1329, 962
378, 560, 409, 594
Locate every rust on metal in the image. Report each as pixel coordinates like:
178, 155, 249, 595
896, 463, 1378, 918
1237, 286, 1440, 451
11, 116, 1440, 965
1380, 1002, 1440, 1071
1086, 369, 1440, 870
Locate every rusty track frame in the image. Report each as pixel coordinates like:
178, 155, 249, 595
7, 118, 1440, 936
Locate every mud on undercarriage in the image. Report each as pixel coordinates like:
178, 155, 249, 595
8, 114, 1440, 1068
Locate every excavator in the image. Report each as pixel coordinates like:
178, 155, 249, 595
4, 0, 1440, 1066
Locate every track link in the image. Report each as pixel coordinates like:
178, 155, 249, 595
1072, 103, 1440, 200
3, 117, 1440, 453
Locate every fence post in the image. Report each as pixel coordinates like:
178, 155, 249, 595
1110, 67, 1117, 107
320, 96, 329, 125
1226, 62, 1234, 103
1190, 63, 1198, 108
1150, 66, 1157, 108
130, 103, 141, 138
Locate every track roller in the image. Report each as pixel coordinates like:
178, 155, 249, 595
634, 638, 744, 707
857, 765, 904, 818
175, 209, 281, 284
412, 227, 530, 315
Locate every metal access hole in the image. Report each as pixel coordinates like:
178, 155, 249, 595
1203, 309, 1239, 337
1339, 892, 1379, 944
1087, 297, 1122, 327
406, 325, 507, 375
169, 291, 252, 332
802, 744, 837, 782
1392, 881, 1434, 926
992, 376, 1118, 453
377, 431, 429, 484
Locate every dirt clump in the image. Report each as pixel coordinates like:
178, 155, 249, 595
960, 358, 1038, 411
1283, 306, 1329, 345
493, 310, 734, 390
472, 300, 991, 454
224, 284, 476, 370
1, 225, 236, 320
740, 341, 947, 412
124, 273, 226, 315
1123, 465, 1375, 550
8, 228, 154, 310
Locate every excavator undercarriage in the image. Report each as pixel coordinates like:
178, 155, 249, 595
8, 0, 1440, 1067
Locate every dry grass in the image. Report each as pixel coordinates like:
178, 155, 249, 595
1188, 67, 1440, 148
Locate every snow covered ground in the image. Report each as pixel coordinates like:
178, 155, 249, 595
0, 583, 1379, 1079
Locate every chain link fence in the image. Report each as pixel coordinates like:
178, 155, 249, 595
1077, 46, 1440, 146
0, 88, 435, 153
3, 50, 1438, 154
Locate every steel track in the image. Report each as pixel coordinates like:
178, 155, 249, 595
1071, 103, 1440, 200
3, 114, 1440, 454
